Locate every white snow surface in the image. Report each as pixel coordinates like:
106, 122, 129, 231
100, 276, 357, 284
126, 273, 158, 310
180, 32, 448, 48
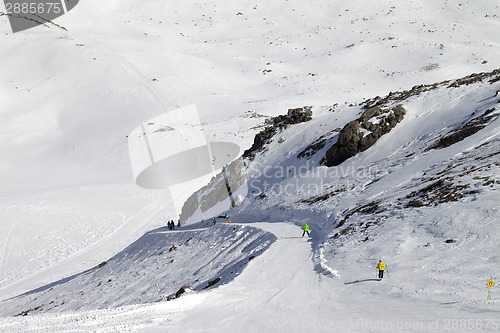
1, 0, 500, 332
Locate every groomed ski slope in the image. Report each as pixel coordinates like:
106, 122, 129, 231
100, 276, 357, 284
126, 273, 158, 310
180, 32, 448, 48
1, 0, 499, 331
1, 222, 498, 333
0, 222, 353, 332
0, 223, 276, 316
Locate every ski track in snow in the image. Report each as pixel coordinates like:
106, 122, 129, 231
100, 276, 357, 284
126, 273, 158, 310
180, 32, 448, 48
1, 0, 499, 332
0, 225, 16, 275
0, 222, 338, 333
1, 223, 499, 332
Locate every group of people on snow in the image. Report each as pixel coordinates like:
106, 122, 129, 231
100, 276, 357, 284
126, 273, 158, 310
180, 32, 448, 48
165, 217, 494, 298
166, 220, 177, 231
207, 213, 231, 226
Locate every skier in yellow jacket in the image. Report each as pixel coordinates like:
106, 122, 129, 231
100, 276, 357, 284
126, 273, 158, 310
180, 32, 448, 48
487, 278, 495, 301
376, 260, 386, 280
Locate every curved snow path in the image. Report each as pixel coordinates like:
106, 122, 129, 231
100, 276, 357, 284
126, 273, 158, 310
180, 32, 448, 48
2, 222, 494, 332
161, 222, 341, 333
0, 222, 342, 332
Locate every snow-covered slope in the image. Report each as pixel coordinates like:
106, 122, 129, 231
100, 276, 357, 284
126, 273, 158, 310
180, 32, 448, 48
0, 223, 275, 316
232, 69, 500, 330
1, 0, 498, 190
1, 69, 498, 332
1, 0, 499, 332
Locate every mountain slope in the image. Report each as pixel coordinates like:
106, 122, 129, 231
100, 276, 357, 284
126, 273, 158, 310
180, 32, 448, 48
0, 224, 275, 317
1, 0, 500, 332
1, 68, 497, 333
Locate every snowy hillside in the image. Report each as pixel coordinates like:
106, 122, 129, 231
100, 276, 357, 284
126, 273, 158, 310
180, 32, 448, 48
0, 224, 275, 316
231, 68, 500, 329
1, 0, 500, 332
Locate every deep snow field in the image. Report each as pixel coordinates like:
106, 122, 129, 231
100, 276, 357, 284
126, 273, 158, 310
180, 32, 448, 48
0, 0, 499, 332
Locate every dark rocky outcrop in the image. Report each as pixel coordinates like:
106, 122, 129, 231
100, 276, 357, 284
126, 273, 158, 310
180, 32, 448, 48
361, 69, 500, 110
179, 107, 313, 223
324, 105, 406, 167
178, 157, 247, 224
297, 128, 341, 160
323, 69, 499, 167
243, 106, 313, 160
428, 107, 498, 150
324, 120, 362, 167
167, 285, 194, 301
203, 277, 221, 289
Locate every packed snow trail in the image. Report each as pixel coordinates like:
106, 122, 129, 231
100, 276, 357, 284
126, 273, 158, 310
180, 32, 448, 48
139, 222, 500, 333
142, 222, 343, 333
1, 222, 498, 332
0, 222, 341, 332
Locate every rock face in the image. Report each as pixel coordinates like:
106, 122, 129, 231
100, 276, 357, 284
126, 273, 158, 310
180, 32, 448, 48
179, 106, 313, 223
428, 107, 497, 150
167, 285, 194, 301
178, 157, 247, 224
324, 105, 406, 167
243, 106, 313, 160
323, 69, 500, 167
324, 120, 362, 167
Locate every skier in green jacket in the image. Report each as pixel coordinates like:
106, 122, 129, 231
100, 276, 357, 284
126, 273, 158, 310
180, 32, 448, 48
302, 223, 310, 237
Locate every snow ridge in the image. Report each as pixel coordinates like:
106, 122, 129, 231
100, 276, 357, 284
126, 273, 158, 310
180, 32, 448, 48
0, 224, 275, 317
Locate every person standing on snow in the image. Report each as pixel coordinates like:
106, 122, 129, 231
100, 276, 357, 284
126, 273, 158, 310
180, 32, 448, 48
302, 223, 310, 237
212, 217, 217, 225
225, 213, 231, 224
487, 278, 495, 301
376, 260, 386, 280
